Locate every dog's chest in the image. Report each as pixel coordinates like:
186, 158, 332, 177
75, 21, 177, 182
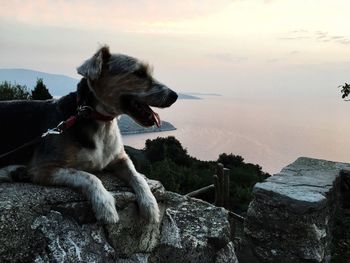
76, 119, 123, 171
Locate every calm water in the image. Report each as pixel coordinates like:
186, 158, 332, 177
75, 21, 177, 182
122, 96, 350, 174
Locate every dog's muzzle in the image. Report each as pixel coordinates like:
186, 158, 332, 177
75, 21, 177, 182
121, 84, 178, 128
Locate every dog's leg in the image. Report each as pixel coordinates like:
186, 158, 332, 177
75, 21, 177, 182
0, 165, 26, 182
109, 156, 160, 223
32, 167, 119, 223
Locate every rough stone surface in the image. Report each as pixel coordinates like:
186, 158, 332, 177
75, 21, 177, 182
149, 192, 238, 263
0, 173, 237, 262
243, 157, 350, 263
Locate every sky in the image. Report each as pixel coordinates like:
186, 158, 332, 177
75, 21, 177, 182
1, 0, 350, 98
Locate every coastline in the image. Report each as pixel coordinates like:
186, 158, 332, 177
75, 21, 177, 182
121, 126, 176, 135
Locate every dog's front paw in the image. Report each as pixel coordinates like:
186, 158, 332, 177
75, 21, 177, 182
93, 191, 119, 224
138, 193, 160, 223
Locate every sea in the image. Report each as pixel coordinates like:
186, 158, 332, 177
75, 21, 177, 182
122, 95, 350, 174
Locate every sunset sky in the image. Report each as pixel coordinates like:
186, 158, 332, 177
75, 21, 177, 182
1, 0, 350, 98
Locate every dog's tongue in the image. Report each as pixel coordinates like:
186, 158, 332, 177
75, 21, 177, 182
152, 111, 161, 128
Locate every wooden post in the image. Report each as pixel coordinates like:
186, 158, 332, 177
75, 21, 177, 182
214, 163, 230, 208
223, 167, 230, 207
215, 163, 224, 207
213, 174, 219, 206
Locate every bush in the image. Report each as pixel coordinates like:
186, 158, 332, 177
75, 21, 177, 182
0, 79, 53, 101
127, 136, 270, 212
0, 81, 31, 100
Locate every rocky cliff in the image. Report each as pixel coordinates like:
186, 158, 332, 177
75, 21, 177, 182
0, 173, 237, 263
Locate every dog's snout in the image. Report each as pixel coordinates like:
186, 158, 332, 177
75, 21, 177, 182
168, 90, 178, 105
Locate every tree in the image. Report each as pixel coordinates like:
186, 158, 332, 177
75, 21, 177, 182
144, 136, 191, 166
0, 81, 31, 101
144, 138, 165, 163
149, 159, 181, 192
31, 78, 52, 100
217, 153, 244, 168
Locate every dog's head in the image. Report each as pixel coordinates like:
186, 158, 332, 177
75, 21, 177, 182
77, 46, 177, 127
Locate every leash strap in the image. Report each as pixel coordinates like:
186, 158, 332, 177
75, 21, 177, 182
0, 116, 77, 160
0, 137, 42, 160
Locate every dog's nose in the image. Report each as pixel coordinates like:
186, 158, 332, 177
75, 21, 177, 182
168, 90, 178, 104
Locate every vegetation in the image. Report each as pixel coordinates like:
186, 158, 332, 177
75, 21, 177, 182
339, 83, 350, 100
31, 78, 53, 100
332, 80, 350, 261
126, 136, 270, 212
0, 79, 52, 101
0, 81, 31, 100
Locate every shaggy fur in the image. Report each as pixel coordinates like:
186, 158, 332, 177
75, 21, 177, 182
0, 46, 177, 223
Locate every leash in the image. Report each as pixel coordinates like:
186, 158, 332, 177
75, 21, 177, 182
0, 137, 42, 160
0, 105, 114, 161
0, 116, 75, 160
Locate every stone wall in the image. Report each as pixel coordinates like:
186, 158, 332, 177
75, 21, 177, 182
0, 174, 238, 263
2, 157, 348, 263
241, 157, 350, 263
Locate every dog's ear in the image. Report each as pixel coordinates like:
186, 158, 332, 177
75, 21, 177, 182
77, 46, 111, 80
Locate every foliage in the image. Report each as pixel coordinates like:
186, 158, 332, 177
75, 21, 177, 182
145, 136, 191, 166
31, 78, 53, 100
0, 79, 53, 101
0, 81, 31, 101
218, 153, 244, 168
339, 83, 350, 100
127, 136, 270, 212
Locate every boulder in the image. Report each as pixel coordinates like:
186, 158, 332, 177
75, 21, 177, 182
0, 173, 238, 263
243, 157, 350, 263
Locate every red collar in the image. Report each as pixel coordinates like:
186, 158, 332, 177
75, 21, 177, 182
77, 105, 115, 122
89, 110, 115, 122
58, 106, 115, 132
76, 94, 115, 122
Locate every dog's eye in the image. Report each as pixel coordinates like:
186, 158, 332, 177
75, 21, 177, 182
134, 68, 148, 79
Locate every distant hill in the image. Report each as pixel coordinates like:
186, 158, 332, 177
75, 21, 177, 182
177, 93, 201, 100
186, 92, 221, 97
0, 68, 77, 96
0, 68, 200, 99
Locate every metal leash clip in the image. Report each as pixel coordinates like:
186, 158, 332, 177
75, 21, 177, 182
41, 121, 64, 138
77, 105, 93, 118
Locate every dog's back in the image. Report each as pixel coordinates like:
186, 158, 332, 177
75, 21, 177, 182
0, 95, 76, 166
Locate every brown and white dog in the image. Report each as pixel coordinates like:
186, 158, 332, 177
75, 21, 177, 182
0, 46, 177, 223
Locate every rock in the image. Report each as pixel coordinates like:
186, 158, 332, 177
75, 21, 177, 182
0, 173, 237, 262
243, 157, 350, 263
118, 115, 176, 135
149, 192, 238, 263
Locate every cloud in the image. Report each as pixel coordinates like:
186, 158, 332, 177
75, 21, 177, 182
209, 53, 248, 63
279, 36, 310, 40
267, 58, 280, 63
289, 50, 300, 55
338, 39, 350, 45
0, 0, 231, 32
279, 29, 350, 45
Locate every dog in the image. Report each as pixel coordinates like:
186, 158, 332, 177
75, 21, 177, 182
0, 46, 178, 223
